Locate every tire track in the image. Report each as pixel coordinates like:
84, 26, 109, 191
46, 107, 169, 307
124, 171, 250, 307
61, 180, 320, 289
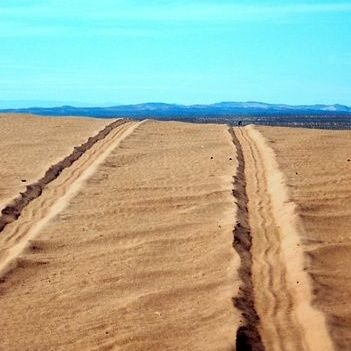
3, 121, 133, 245
236, 127, 300, 350
0, 119, 127, 233
0, 120, 143, 277
228, 127, 265, 351
233, 126, 334, 351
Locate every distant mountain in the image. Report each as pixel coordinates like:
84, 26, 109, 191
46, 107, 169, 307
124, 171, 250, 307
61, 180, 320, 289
1, 101, 350, 118
0, 100, 98, 109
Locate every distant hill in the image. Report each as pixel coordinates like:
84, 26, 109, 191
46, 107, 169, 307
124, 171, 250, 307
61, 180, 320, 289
1, 101, 351, 118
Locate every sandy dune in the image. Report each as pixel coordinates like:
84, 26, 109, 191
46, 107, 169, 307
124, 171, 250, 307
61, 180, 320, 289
0, 116, 349, 350
258, 126, 351, 351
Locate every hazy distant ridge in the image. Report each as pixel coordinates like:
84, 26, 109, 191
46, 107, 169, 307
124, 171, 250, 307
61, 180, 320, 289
1, 101, 350, 118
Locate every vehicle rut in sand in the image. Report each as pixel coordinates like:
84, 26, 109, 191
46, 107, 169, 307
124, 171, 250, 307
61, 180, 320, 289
232, 126, 334, 351
0, 120, 144, 277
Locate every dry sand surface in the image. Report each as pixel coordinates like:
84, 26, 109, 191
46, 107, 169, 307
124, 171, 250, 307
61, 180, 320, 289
0, 119, 240, 350
0, 114, 110, 211
258, 126, 351, 351
0, 115, 349, 350
233, 126, 334, 351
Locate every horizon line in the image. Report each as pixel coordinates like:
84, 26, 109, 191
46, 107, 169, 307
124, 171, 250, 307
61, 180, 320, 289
0, 100, 350, 109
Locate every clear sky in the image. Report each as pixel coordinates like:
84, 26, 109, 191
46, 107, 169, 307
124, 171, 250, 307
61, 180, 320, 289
1, 0, 351, 106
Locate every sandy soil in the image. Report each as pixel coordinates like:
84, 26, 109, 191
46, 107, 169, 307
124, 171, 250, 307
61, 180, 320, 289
0, 114, 110, 211
0, 115, 348, 350
232, 126, 333, 351
0, 120, 239, 350
258, 126, 351, 350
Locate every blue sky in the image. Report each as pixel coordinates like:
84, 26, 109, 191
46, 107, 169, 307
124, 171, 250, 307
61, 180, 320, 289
0, 0, 351, 106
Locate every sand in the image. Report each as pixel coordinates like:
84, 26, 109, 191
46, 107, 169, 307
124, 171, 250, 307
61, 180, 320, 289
233, 126, 333, 351
0, 114, 110, 211
258, 126, 351, 351
0, 115, 349, 350
0, 119, 239, 350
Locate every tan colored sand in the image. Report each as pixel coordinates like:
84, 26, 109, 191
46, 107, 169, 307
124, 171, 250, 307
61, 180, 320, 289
0, 120, 140, 276
0, 114, 110, 211
233, 126, 333, 351
0, 120, 239, 350
258, 126, 351, 350
2, 116, 343, 350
